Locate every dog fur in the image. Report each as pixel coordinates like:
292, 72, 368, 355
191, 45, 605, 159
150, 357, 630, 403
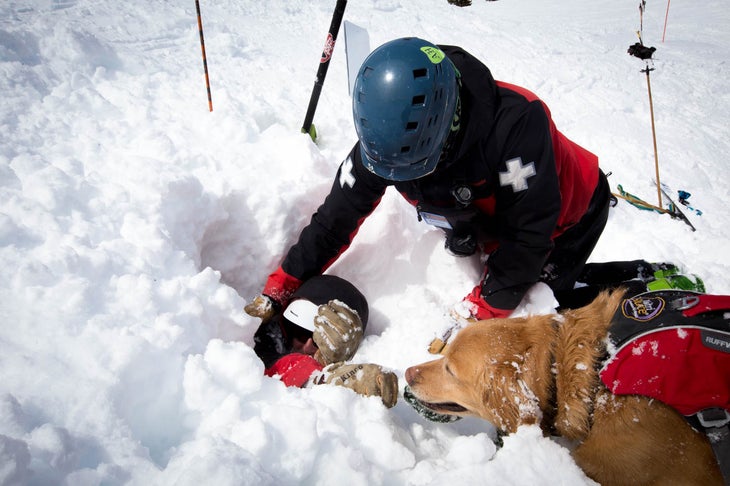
405, 290, 723, 485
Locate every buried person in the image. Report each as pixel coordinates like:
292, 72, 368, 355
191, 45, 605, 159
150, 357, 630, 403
247, 274, 398, 408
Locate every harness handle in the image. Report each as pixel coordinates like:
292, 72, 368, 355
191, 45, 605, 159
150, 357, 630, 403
681, 294, 730, 317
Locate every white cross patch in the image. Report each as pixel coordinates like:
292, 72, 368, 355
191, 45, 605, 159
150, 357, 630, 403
339, 156, 356, 189
499, 157, 536, 192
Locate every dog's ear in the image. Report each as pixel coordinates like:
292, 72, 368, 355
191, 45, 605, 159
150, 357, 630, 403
476, 316, 555, 432
515, 331, 553, 429
478, 360, 542, 432
552, 290, 624, 439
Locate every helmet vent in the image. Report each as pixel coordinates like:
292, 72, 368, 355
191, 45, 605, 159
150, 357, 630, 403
413, 68, 428, 79
406, 121, 418, 131
412, 95, 425, 106
400, 146, 411, 154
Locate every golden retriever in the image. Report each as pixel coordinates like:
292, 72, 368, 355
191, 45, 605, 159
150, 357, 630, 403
405, 290, 724, 485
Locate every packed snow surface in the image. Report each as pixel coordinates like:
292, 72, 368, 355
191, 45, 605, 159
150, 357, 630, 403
1, 0, 728, 484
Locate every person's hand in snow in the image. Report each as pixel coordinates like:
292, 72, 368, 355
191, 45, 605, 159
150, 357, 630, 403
244, 294, 278, 324
312, 300, 364, 365
312, 362, 398, 408
459, 284, 513, 321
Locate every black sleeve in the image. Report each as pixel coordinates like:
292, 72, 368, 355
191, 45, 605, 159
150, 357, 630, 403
281, 144, 388, 281
482, 101, 561, 309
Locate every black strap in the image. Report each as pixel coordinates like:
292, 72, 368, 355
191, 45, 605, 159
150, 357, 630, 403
687, 409, 730, 484
708, 423, 730, 484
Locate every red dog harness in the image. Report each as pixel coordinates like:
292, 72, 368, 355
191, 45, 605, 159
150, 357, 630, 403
599, 290, 730, 480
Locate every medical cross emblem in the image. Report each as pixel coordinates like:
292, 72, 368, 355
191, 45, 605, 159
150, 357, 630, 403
499, 157, 536, 192
339, 156, 356, 189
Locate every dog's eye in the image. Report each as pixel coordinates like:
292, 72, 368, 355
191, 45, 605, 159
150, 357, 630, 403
445, 364, 456, 377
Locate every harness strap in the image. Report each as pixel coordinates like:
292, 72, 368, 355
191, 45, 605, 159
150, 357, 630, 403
681, 294, 730, 317
687, 408, 730, 484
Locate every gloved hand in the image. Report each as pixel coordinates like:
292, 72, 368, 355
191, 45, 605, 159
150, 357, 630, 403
313, 362, 398, 408
244, 294, 278, 324
312, 300, 364, 365
461, 285, 512, 321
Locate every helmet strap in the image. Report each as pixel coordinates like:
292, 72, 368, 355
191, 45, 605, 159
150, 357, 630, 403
438, 83, 463, 165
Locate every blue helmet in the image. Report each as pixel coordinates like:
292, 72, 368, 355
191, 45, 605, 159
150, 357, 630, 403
352, 38, 459, 181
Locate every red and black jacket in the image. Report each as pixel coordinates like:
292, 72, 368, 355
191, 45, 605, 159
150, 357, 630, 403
264, 45, 599, 311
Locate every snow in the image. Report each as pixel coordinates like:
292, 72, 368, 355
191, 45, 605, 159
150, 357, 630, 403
1, 0, 729, 484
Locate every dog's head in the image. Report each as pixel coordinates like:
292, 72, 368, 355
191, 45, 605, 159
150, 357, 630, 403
405, 314, 556, 433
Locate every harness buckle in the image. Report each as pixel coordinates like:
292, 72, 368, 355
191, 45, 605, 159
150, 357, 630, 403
696, 408, 730, 429
672, 295, 700, 311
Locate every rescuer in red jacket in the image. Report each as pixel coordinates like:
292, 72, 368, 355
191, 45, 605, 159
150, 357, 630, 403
249, 37, 611, 325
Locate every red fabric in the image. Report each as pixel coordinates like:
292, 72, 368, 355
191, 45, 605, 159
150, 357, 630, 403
496, 81, 599, 235
262, 266, 303, 306
472, 195, 496, 217
682, 294, 730, 317
600, 328, 730, 416
265, 353, 323, 388
463, 285, 513, 320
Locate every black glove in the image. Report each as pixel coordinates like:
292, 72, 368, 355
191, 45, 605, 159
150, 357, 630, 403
627, 42, 656, 60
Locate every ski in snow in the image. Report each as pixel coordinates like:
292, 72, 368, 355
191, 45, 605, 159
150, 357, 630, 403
653, 180, 697, 232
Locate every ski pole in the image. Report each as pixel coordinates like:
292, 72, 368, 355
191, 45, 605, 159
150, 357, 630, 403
662, 0, 671, 42
643, 64, 662, 208
301, 0, 348, 141
639, 0, 646, 39
629, 6, 662, 208
195, 0, 213, 112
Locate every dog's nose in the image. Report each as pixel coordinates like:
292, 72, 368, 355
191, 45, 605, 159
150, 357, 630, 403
405, 366, 420, 385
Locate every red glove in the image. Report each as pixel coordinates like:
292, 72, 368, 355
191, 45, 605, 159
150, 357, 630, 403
262, 266, 303, 306
265, 353, 323, 388
462, 284, 513, 320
